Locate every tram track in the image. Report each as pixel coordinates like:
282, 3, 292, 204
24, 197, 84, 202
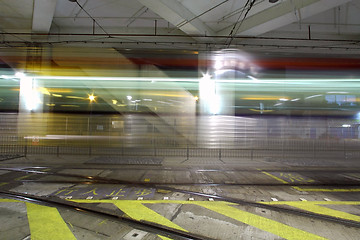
0, 190, 212, 240
1, 166, 360, 228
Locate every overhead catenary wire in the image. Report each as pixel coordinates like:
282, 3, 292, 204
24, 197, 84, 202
72, 0, 111, 37
226, 0, 257, 47
176, 0, 230, 30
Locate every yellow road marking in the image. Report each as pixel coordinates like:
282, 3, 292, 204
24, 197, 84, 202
114, 201, 185, 240
261, 171, 288, 184
75, 200, 185, 240
98, 219, 107, 226
74, 199, 326, 240
0, 199, 21, 203
0, 182, 8, 187
15, 174, 35, 181
68, 221, 73, 228
263, 201, 360, 205
293, 187, 360, 192
262, 171, 360, 192
2, 198, 359, 240
26, 202, 76, 240
195, 202, 327, 240
262, 201, 360, 222
288, 203, 360, 222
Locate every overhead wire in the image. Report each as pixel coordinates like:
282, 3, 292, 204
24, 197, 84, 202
226, 0, 257, 48
73, 0, 111, 37
176, 0, 230, 30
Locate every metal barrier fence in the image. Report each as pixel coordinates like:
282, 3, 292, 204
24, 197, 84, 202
1, 113, 360, 161
0, 139, 359, 161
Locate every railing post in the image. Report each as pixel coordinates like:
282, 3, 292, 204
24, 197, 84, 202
186, 144, 189, 160
313, 139, 316, 160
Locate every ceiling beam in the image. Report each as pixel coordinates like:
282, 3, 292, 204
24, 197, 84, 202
218, 0, 353, 36
32, 0, 58, 33
137, 0, 215, 36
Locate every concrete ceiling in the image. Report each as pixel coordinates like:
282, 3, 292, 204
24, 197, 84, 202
1, 0, 360, 55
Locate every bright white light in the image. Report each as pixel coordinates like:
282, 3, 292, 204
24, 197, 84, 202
274, 103, 283, 106
19, 76, 38, 111
1, 75, 12, 79
88, 95, 95, 102
327, 92, 349, 94
356, 112, 360, 120
15, 72, 25, 78
143, 99, 152, 101
279, 98, 289, 101
202, 73, 212, 80
305, 94, 323, 99
291, 98, 300, 102
127, 95, 132, 100
200, 74, 220, 115
214, 60, 223, 70
209, 95, 220, 114
247, 75, 259, 81
342, 124, 351, 128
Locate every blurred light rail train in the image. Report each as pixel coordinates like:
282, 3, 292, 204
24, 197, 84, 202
1, 72, 360, 117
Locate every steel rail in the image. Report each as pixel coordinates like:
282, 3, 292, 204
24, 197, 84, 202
1, 167, 360, 228
0, 190, 214, 240
2, 167, 360, 187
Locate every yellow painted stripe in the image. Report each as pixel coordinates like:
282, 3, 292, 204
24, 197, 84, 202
0, 199, 21, 203
73, 199, 195, 205
286, 202, 360, 222
74, 200, 186, 240
15, 174, 35, 181
195, 202, 327, 240
113, 201, 185, 240
0, 182, 8, 187
261, 171, 289, 184
293, 187, 360, 192
263, 201, 360, 205
261, 171, 360, 192
26, 203, 76, 240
